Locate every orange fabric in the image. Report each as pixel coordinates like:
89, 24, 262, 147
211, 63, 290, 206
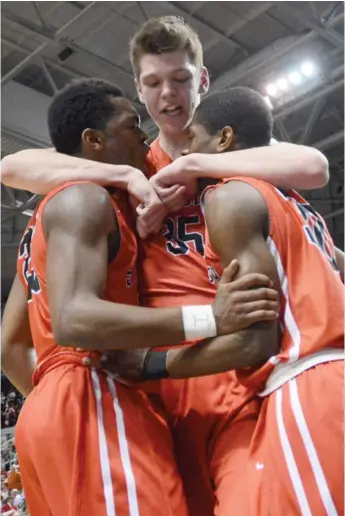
201, 177, 344, 515
143, 143, 260, 516
211, 401, 260, 516
16, 182, 187, 516
239, 362, 344, 516
158, 374, 260, 516
142, 140, 215, 308
16, 363, 188, 516
17, 182, 138, 367
204, 177, 344, 392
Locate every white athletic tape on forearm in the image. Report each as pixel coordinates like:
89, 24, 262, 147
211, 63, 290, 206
182, 305, 217, 341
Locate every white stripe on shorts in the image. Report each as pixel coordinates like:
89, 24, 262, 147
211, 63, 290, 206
275, 388, 312, 516
289, 378, 338, 516
91, 369, 116, 516
107, 376, 140, 516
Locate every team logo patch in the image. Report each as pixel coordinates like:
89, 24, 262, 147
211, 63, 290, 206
208, 266, 220, 285
126, 271, 133, 288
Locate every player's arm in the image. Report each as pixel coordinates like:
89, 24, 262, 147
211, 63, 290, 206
1, 275, 36, 397
334, 246, 344, 281
154, 143, 329, 192
1, 148, 150, 197
46, 183, 278, 351
45, 182, 184, 350
1, 149, 169, 236
101, 181, 281, 380
163, 181, 281, 378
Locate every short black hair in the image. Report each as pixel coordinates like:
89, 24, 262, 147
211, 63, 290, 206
194, 87, 273, 148
48, 78, 124, 155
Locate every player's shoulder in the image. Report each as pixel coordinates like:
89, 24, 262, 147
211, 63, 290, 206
43, 182, 115, 234
205, 178, 268, 217
46, 182, 112, 213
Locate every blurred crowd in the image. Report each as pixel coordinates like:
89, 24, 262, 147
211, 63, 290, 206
1, 377, 24, 429
1, 376, 27, 515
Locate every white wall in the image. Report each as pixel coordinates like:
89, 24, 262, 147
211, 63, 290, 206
2, 81, 51, 147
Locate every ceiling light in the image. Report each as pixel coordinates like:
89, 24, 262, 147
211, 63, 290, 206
288, 72, 302, 85
266, 84, 278, 97
301, 62, 315, 77
277, 78, 289, 91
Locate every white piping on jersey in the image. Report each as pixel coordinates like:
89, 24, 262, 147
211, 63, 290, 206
259, 348, 344, 396
266, 236, 301, 363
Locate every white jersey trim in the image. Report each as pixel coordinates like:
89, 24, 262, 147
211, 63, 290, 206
259, 348, 344, 397
266, 236, 302, 363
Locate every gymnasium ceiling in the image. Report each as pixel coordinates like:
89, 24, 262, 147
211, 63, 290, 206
1, 1, 344, 300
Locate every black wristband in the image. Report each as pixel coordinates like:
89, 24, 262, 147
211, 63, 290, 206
142, 350, 169, 380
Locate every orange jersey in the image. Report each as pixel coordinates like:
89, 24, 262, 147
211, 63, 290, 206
141, 139, 215, 308
204, 177, 344, 392
17, 182, 138, 365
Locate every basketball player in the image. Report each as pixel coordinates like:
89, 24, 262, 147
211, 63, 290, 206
108, 87, 344, 516
2, 79, 283, 516
0, 16, 331, 516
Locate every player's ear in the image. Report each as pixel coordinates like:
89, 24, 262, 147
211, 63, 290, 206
216, 126, 235, 153
82, 128, 105, 153
198, 66, 209, 97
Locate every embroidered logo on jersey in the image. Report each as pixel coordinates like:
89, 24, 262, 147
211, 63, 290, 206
19, 224, 41, 300
208, 266, 220, 285
126, 270, 133, 288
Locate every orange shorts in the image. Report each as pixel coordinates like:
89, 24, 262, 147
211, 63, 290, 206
238, 361, 344, 516
16, 361, 188, 516
155, 372, 261, 516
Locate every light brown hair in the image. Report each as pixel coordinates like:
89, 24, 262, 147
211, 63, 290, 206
130, 16, 203, 78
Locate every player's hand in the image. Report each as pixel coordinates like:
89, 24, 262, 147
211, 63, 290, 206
101, 349, 151, 383
135, 201, 168, 239
81, 349, 151, 384
127, 169, 161, 207
212, 260, 279, 335
151, 157, 198, 212
127, 171, 166, 238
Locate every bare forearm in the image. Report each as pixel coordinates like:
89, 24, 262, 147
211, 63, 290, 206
1, 149, 136, 195
56, 298, 185, 351
167, 323, 278, 379
1, 345, 36, 397
188, 143, 329, 190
